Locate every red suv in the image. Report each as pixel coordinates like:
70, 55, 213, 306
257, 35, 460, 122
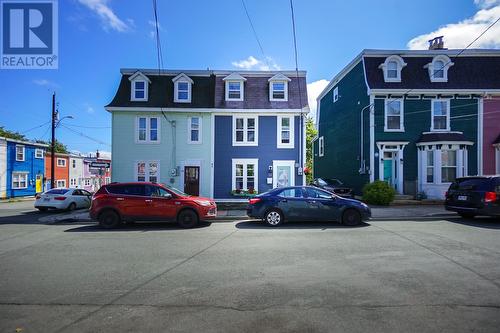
90, 182, 217, 228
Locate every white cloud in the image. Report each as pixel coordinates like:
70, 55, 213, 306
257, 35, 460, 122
148, 20, 165, 39
306, 79, 329, 123
78, 0, 129, 32
231, 56, 281, 71
407, 3, 500, 50
32, 79, 59, 88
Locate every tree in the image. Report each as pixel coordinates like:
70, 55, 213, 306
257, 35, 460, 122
0, 126, 26, 141
35, 139, 68, 154
305, 116, 318, 184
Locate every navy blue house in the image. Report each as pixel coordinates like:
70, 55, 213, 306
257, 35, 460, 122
0, 137, 47, 198
211, 71, 308, 200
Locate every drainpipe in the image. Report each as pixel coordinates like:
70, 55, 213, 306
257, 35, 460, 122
359, 103, 373, 174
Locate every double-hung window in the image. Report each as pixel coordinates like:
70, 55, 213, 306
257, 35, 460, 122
384, 99, 404, 131
431, 99, 450, 131
270, 81, 287, 101
131, 81, 147, 101
174, 81, 191, 103
333, 87, 339, 102
277, 116, 294, 148
441, 150, 457, 183
16, 145, 25, 161
35, 149, 44, 159
135, 161, 160, 183
188, 117, 201, 144
318, 136, 324, 157
12, 172, 28, 189
226, 81, 243, 101
136, 117, 160, 143
232, 159, 258, 192
387, 61, 398, 79
57, 158, 66, 167
426, 151, 434, 183
433, 60, 445, 79
233, 116, 258, 146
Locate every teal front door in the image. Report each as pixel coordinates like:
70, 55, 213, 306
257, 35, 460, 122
383, 159, 393, 185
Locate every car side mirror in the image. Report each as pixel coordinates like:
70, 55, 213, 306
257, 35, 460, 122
163, 193, 172, 199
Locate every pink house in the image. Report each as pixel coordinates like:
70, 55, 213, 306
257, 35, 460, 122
82, 157, 112, 192
482, 97, 500, 175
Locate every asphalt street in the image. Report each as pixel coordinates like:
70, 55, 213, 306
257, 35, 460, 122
1, 201, 500, 332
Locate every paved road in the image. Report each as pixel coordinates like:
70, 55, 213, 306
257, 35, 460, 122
0, 202, 499, 332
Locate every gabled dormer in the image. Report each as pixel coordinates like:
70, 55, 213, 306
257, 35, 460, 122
378, 55, 407, 82
268, 73, 291, 101
223, 73, 246, 101
129, 71, 151, 101
172, 73, 194, 103
424, 55, 454, 82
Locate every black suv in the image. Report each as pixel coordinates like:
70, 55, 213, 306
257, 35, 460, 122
445, 176, 500, 218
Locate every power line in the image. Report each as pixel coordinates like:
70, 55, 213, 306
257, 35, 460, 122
60, 124, 110, 147
241, 0, 270, 69
65, 124, 110, 129
19, 121, 51, 134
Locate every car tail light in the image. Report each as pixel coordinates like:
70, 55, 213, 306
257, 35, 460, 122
485, 192, 497, 203
444, 191, 448, 197
54, 196, 67, 201
249, 198, 261, 205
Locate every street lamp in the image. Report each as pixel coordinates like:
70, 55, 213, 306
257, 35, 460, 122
50, 94, 74, 189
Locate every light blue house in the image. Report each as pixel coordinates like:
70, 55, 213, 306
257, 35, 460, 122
0, 137, 47, 198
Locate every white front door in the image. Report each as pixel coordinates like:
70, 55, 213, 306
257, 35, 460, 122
273, 160, 295, 188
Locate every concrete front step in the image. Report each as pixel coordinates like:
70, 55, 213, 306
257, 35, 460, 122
394, 194, 414, 200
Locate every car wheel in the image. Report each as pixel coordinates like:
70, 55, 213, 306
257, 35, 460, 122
37, 207, 48, 212
177, 210, 199, 228
98, 210, 121, 229
342, 209, 361, 226
264, 209, 283, 227
67, 202, 76, 211
459, 212, 475, 219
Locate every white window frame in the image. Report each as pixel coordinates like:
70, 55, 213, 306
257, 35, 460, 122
72, 159, 76, 168
187, 116, 202, 144
277, 115, 294, 149
225, 80, 244, 101
15, 145, 25, 161
135, 116, 161, 144
431, 99, 450, 132
384, 99, 404, 132
174, 80, 192, 103
333, 87, 339, 102
379, 55, 407, 83
131, 80, 148, 101
318, 136, 324, 157
495, 146, 500, 174
425, 150, 434, 184
232, 116, 258, 146
272, 160, 296, 188
269, 80, 288, 101
441, 149, 457, 184
232, 158, 258, 192
56, 179, 66, 188
426, 55, 454, 83
12, 172, 28, 189
70, 178, 76, 186
35, 148, 44, 159
84, 178, 91, 186
57, 158, 66, 167
134, 160, 160, 183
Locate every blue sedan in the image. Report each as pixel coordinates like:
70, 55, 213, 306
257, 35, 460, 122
247, 186, 371, 227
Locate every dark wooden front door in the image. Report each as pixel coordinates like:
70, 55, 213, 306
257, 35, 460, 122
184, 166, 200, 196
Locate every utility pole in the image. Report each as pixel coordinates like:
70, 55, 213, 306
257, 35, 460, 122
50, 92, 56, 189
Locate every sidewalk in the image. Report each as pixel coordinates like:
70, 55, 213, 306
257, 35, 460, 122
38, 205, 453, 224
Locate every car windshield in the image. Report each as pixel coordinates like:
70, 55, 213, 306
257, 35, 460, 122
323, 178, 343, 186
165, 185, 190, 197
45, 189, 69, 195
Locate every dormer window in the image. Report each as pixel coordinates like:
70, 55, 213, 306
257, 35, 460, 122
223, 73, 246, 101
172, 73, 193, 103
379, 55, 407, 82
129, 71, 150, 101
425, 55, 454, 82
268, 73, 291, 101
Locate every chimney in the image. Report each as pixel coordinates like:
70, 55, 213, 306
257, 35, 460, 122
428, 36, 445, 50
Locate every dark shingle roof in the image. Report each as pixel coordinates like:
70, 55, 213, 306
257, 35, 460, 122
364, 56, 500, 90
493, 134, 500, 145
417, 132, 470, 143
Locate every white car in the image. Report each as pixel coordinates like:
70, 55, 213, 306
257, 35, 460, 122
35, 188, 93, 211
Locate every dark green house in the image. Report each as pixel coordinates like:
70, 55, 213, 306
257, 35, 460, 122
313, 44, 500, 199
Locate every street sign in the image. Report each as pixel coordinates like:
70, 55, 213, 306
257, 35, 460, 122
90, 162, 110, 168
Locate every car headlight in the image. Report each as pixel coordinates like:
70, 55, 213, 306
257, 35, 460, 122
195, 200, 212, 207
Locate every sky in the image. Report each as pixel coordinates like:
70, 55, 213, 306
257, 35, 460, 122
1, 0, 499, 156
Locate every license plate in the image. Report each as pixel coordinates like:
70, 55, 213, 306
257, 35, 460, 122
457, 195, 467, 201
43, 198, 50, 202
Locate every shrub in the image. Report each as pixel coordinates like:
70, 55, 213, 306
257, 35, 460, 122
362, 180, 395, 205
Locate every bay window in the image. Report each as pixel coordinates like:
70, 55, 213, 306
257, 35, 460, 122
426, 150, 434, 183
441, 150, 457, 183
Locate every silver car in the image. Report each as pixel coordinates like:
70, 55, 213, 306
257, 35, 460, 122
35, 188, 93, 211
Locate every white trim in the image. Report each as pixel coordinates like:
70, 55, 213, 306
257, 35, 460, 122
187, 116, 202, 144
370, 89, 500, 94
210, 113, 215, 198
134, 160, 160, 182
130, 79, 148, 102
35, 148, 44, 159
232, 115, 258, 146
384, 98, 404, 132
56, 158, 66, 167
179, 160, 202, 195
225, 80, 244, 101
369, 95, 375, 182
378, 55, 407, 83
272, 160, 295, 188
231, 158, 258, 192
122, 68, 307, 77
277, 115, 294, 149
135, 116, 161, 144
333, 87, 339, 103
173, 74, 193, 103
56, 179, 66, 188
15, 145, 25, 162
425, 55, 454, 83
431, 99, 451, 132
12, 172, 28, 189
495, 147, 500, 174
128, 71, 151, 83
478, 98, 483, 175
106, 107, 305, 113
302, 115, 307, 186
376, 142, 409, 194
318, 136, 324, 157
269, 80, 289, 101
